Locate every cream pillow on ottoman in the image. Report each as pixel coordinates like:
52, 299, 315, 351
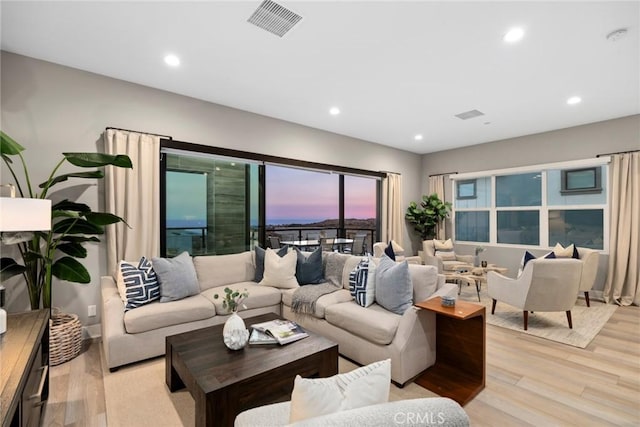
289, 359, 391, 423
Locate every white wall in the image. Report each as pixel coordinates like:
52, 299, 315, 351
420, 114, 640, 295
1, 51, 422, 324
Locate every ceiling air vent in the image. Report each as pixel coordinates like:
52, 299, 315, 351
247, 0, 303, 38
455, 109, 485, 120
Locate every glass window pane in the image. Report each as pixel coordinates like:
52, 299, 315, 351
344, 175, 377, 254
266, 165, 339, 242
496, 173, 541, 207
165, 153, 256, 256
166, 171, 207, 256
549, 209, 604, 249
497, 211, 539, 245
455, 211, 489, 242
456, 177, 491, 209
547, 167, 607, 205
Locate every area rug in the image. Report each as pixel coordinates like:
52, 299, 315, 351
457, 285, 617, 348
102, 354, 434, 426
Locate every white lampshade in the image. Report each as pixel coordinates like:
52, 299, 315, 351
0, 197, 52, 231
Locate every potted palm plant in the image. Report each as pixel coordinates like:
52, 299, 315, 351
0, 130, 132, 309
405, 193, 452, 240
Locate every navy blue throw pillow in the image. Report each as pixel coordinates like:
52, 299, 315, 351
384, 242, 396, 261
572, 245, 580, 259
294, 246, 324, 285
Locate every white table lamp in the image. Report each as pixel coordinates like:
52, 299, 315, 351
0, 184, 52, 334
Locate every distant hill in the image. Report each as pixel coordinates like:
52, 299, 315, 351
266, 218, 375, 229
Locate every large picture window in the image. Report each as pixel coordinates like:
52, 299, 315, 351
160, 141, 381, 256
452, 159, 608, 250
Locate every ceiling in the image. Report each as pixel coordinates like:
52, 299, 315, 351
1, 1, 638, 154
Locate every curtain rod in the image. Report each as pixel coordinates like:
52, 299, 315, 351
106, 126, 173, 140
378, 170, 401, 176
429, 171, 458, 177
596, 149, 639, 158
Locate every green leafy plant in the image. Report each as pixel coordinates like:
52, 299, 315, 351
0, 130, 132, 309
213, 287, 249, 313
405, 193, 452, 240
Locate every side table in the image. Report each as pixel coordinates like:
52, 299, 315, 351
414, 297, 485, 406
1, 309, 50, 427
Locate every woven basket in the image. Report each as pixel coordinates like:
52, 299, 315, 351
50, 308, 82, 366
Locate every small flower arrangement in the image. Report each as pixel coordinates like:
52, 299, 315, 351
475, 246, 486, 256
213, 287, 249, 313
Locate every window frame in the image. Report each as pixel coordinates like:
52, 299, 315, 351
561, 166, 602, 195
456, 179, 477, 200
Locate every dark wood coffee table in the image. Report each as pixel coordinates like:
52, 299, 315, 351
165, 313, 338, 427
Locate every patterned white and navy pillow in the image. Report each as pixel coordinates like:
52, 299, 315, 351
120, 257, 160, 311
348, 257, 376, 307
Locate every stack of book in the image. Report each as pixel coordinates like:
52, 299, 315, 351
249, 319, 308, 345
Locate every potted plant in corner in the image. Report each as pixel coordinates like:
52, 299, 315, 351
405, 193, 452, 240
0, 130, 133, 310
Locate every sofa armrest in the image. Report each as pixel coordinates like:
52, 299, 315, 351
235, 398, 469, 427
101, 275, 127, 368
421, 253, 443, 272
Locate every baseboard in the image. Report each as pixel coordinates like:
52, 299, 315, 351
83, 324, 102, 341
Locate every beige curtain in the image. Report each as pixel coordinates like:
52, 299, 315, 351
104, 129, 160, 270
428, 175, 446, 240
381, 173, 403, 246
603, 152, 640, 306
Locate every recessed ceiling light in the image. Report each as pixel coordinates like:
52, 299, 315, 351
414, 134, 423, 141
164, 54, 180, 67
567, 96, 582, 105
503, 27, 525, 43
329, 107, 340, 115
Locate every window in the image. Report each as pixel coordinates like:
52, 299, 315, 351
561, 167, 602, 194
163, 151, 258, 256
456, 180, 476, 199
161, 141, 382, 256
452, 159, 608, 250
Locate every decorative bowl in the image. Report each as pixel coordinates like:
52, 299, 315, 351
441, 296, 456, 307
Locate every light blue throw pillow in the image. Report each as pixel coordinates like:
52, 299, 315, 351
152, 251, 200, 302
374, 254, 413, 315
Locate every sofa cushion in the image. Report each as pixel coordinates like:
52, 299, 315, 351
435, 250, 457, 261
254, 246, 289, 282
289, 358, 390, 423
119, 257, 160, 311
295, 247, 324, 285
202, 282, 282, 313
375, 255, 413, 315
325, 302, 401, 345
408, 263, 439, 303
260, 249, 299, 289
324, 252, 351, 288
281, 288, 353, 318
341, 255, 363, 290
123, 293, 215, 333
151, 251, 200, 303
194, 252, 255, 291
348, 258, 376, 307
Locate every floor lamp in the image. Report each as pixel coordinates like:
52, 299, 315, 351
0, 184, 52, 334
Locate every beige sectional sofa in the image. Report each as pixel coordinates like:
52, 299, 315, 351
100, 250, 456, 386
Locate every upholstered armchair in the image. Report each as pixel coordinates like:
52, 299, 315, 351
372, 241, 422, 264
421, 239, 475, 273
487, 258, 583, 330
576, 247, 600, 307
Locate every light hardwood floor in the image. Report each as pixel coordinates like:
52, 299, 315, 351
42, 305, 640, 426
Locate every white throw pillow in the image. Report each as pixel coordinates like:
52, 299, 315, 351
433, 238, 454, 251
289, 359, 391, 423
553, 243, 575, 258
259, 248, 299, 289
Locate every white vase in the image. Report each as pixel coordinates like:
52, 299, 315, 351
223, 311, 249, 350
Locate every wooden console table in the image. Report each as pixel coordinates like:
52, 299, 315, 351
415, 297, 485, 406
1, 309, 50, 427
